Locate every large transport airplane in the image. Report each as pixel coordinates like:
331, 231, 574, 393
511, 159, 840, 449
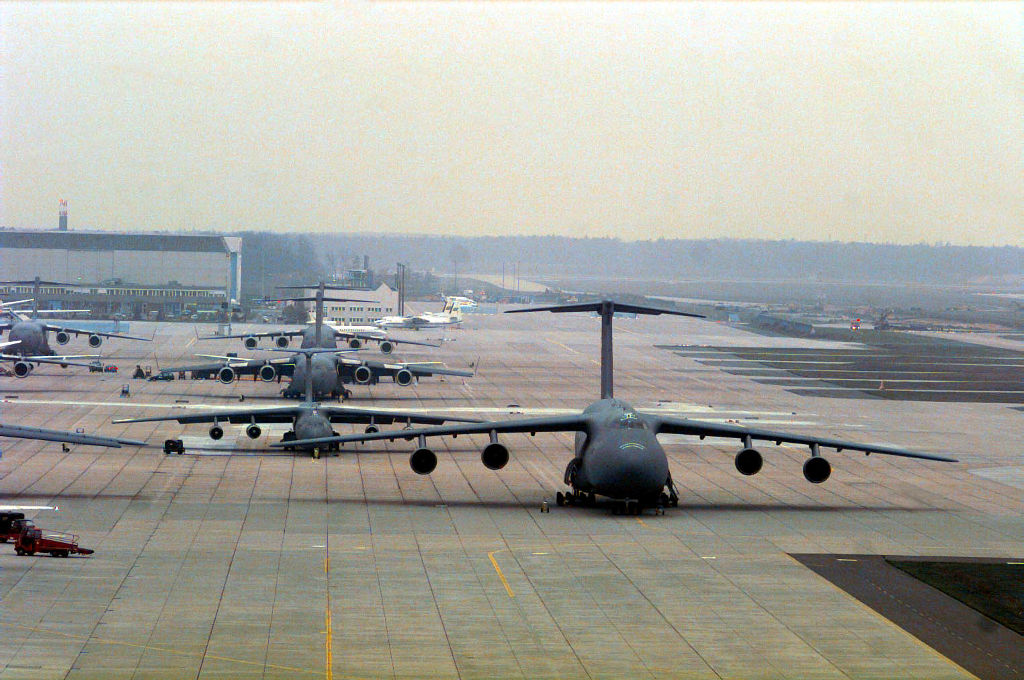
202, 282, 435, 354
116, 348, 479, 457
0, 339, 100, 378
279, 300, 957, 514
0, 278, 150, 355
149, 350, 475, 399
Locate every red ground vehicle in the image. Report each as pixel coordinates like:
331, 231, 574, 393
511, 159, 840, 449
11, 521, 94, 557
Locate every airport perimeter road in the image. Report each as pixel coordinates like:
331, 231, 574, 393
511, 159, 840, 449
2, 316, 1020, 679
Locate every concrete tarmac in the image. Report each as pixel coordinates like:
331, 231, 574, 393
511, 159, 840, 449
1, 310, 1022, 679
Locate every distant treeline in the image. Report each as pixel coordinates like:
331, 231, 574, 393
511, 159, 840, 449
233, 232, 1024, 300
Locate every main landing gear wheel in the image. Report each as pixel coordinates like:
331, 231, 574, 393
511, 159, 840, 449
556, 491, 565, 507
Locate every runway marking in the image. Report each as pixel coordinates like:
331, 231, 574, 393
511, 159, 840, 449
487, 550, 515, 598
550, 340, 577, 354
0, 620, 321, 675
324, 595, 333, 680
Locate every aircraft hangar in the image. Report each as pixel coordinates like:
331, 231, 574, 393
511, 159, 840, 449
0, 229, 242, 318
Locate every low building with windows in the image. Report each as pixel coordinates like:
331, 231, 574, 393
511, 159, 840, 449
308, 283, 398, 326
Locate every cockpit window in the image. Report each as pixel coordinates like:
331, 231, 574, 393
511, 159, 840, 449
618, 413, 647, 429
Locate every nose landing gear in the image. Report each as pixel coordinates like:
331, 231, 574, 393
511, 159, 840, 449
554, 489, 596, 507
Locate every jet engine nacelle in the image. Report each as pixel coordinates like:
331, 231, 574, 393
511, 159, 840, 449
55, 330, 71, 345
379, 340, 394, 355
13, 361, 32, 378
365, 424, 380, 434
209, 425, 224, 440
803, 456, 832, 484
348, 338, 363, 350
217, 366, 236, 384
410, 447, 437, 475
243, 336, 258, 350
353, 365, 373, 384
88, 334, 103, 348
735, 448, 763, 476
257, 364, 277, 382
481, 442, 510, 471
394, 369, 414, 387
245, 424, 262, 439
274, 336, 289, 348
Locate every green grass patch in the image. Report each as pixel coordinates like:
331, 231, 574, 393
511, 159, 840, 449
887, 560, 1024, 636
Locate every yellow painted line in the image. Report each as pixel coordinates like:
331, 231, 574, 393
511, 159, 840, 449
0, 621, 319, 675
550, 340, 577, 354
323, 546, 333, 680
185, 336, 196, 349
635, 518, 648, 528
325, 601, 333, 680
487, 550, 515, 598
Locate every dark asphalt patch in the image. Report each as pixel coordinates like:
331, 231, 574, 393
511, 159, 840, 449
791, 553, 1024, 680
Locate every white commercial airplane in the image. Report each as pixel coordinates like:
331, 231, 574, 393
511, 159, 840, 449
374, 297, 468, 331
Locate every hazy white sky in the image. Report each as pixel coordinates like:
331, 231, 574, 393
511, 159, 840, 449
0, 2, 1020, 245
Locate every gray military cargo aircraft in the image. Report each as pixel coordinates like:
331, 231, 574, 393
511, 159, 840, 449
0, 279, 150, 355
148, 351, 474, 399
278, 300, 957, 513
0, 339, 100, 378
200, 282, 434, 354
115, 347, 478, 457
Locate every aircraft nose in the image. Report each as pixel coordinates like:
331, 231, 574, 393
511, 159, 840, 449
592, 444, 667, 501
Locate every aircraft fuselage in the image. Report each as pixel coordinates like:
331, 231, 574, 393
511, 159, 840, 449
285, 354, 341, 399
570, 399, 670, 503
5, 321, 52, 356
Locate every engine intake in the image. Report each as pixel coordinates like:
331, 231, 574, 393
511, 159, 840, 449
275, 336, 289, 348
258, 364, 277, 382
394, 368, 414, 387
217, 366, 236, 384
245, 424, 261, 439
735, 447, 763, 476
379, 340, 394, 355
243, 336, 258, 350
803, 456, 832, 484
481, 442, 509, 470
209, 425, 224, 440
55, 330, 71, 345
87, 334, 103, 348
13, 361, 32, 378
348, 338, 363, 350
410, 447, 437, 475
365, 424, 380, 434
353, 365, 373, 384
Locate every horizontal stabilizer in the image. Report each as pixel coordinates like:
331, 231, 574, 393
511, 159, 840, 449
267, 296, 362, 304
506, 300, 704, 318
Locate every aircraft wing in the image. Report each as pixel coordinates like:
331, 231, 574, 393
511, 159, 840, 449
273, 414, 591, 449
334, 330, 440, 349
0, 424, 146, 447
647, 415, 956, 462
315, 406, 480, 425
151, 356, 295, 379
114, 406, 305, 425
0, 354, 100, 369
196, 329, 305, 341
41, 324, 151, 341
340, 357, 474, 378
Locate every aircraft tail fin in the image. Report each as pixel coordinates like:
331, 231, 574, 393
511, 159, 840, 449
506, 299, 704, 399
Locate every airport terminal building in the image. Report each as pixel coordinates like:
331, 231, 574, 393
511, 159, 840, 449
310, 283, 399, 325
0, 229, 242, 319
